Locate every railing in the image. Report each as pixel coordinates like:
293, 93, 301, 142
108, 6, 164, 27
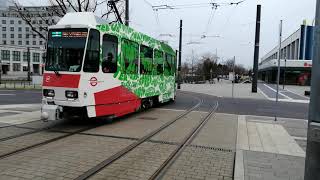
0, 81, 42, 89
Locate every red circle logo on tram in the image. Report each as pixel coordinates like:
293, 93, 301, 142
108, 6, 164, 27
89, 77, 98, 87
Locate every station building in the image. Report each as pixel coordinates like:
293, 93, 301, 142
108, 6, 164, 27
0, 1, 60, 78
259, 23, 314, 86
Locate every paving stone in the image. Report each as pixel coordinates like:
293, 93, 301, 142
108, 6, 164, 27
162, 147, 234, 180
0, 135, 133, 179
243, 151, 305, 180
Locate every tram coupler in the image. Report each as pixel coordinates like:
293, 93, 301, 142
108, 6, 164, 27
41, 104, 63, 121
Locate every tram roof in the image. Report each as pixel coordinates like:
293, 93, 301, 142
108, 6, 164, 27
52, 12, 110, 29
50, 12, 176, 54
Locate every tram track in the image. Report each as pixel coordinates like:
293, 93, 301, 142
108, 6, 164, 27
0, 124, 99, 160
74, 96, 217, 180
0, 120, 60, 142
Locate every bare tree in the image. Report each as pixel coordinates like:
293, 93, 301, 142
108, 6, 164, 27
12, 0, 126, 40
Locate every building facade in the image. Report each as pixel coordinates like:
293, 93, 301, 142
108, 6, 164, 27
259, 24, 314, 85
0, 4, 60, 78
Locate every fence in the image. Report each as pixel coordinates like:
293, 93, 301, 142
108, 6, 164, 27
0, 81, 42, 89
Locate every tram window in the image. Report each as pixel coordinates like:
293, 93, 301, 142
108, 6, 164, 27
140, 45, 153, 75
83, 29, 100, 73
171, 55, 177, 75
154, 50, 164, 75
164, 54, 172, 76
121, 39, 139, 74
102, 34, 118, 73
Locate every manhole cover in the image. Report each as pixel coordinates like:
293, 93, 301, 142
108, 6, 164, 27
139, 117, 158, 120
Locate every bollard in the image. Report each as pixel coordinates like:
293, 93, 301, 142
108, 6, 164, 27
14, 82, 16, 88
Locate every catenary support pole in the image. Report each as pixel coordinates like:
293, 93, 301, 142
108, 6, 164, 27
177, 20, 182, 89
0, 60, 2, 84
304, 0, 320, 179
283, 57, 286, 89
27, 47, 31, 82
125, 0, 129, 26
232, 56, 235, 98
276, 20, 282, 103
252, 5, 261, 93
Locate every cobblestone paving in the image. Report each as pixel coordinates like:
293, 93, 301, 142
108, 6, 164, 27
151, 112, 207, 144
0, 131, 66, 156
191, 113, 238, 150
0, 126, 33, 140
84, 109, 182, 139
162, 146, 234, 180
90, 142, 176, 180
0, 135, 132, 180
243, 150, 305, 180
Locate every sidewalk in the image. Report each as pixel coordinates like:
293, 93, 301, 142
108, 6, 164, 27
181, 80, 266, 100
235, 115, 307, 180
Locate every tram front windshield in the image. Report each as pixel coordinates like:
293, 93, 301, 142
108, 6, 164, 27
45, 28, 88, 72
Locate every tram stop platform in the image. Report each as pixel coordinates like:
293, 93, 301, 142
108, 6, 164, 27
235, 115, 307, 180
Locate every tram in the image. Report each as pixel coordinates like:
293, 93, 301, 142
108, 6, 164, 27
41, 12, 177, 121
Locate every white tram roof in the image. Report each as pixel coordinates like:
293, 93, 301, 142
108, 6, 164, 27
50, 12, 110, 29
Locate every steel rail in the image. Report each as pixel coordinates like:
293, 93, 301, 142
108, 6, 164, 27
0, 125, 99, 160
75, 96, 203, 180
0, 120, 64, 142
149, 101, 219, 179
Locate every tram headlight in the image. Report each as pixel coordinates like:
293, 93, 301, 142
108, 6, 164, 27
43, 89, 55, 97
65, 90, 78, 99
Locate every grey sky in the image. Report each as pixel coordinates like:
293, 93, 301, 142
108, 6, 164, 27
17, 0, 316, 68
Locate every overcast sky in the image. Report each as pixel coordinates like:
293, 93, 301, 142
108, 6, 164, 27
17, 0, 316, 68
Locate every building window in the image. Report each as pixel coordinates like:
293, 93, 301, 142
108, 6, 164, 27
2, 20, 6, 24
33, 34, 36, 38
39, 41, 43, 45
23, 66, 28, 72
10, 27, 14, 31
18, 20, 22, 24
33, 53, 40, 62
26, 34, 29, 38
18, 41, 22, 45
26, 41, 29, 45
39, 20, 42, 24
13, 51, 21, 61
18, 34, 22, 38
33, 41, 36, 45
2, 34, 6, 38
25, 27, 29, 32
10, 41, 14, 45
1, 50, 10, 61
45, 20, 49, 24
13, 63, 21, 71
10, 20, 14, 24
23, 52, 29, 61
18, 27, 22, 32
2, 27, 6, 31
32, 20, 36, 24
2, 40, 6, 45
10, 34, 14, 38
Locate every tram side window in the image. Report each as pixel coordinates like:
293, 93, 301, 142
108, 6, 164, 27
83, 29, 100, 72
102, 34, 118, 73
140, 45, 153, 75
154, 50, 164, 75
171, 55, 177, 75
164, 54, 172, 76
121, 39, 139, 74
